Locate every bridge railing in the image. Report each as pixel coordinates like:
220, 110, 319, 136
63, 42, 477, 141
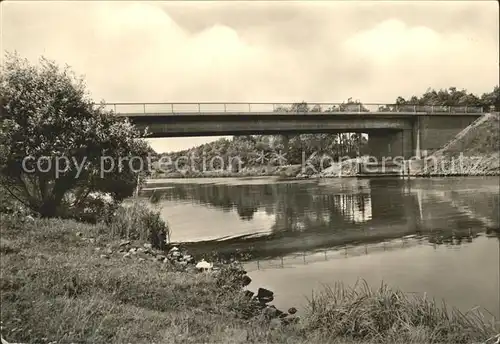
100, 102, 484, 115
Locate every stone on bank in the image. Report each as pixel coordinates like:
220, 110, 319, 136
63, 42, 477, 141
90, 238, 300, 325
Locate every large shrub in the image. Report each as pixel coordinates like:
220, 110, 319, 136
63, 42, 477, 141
0, 53, 152, 217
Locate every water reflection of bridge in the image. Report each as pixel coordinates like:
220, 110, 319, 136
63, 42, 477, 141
143, 177, 499, 260
247, 233, 480, 271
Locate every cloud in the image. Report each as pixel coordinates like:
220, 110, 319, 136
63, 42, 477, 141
342, 18, 498, 101
345, 20, 441, 60
1, 1, 498, 152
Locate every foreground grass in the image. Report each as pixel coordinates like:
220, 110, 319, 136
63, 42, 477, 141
1, 215, 498, 344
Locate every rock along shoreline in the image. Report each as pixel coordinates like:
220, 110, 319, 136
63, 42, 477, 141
92, 237, 300, 327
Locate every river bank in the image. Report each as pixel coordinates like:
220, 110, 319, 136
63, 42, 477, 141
148, 154, 500, 180
149, 164, 500, 181
1, 214, 498, 344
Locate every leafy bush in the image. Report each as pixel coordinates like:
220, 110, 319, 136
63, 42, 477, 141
58, 193, 118, 224
108, 201, 170, 249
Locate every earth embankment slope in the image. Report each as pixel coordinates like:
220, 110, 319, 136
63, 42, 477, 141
416, 113, 499, 176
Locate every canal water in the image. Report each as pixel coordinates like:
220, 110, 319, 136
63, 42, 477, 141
141, 176, 500, 319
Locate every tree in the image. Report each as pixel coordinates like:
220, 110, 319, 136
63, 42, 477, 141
328, 98, 369, 112
290, 101, 309, 113
481, 86, 500, 111
274, 101, 310, 113
0, 53, 151, 218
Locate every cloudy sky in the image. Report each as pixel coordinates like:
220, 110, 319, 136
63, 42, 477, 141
1, 1, 498, 152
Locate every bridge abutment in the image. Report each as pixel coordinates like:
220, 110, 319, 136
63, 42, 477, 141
417, 115, 479, 156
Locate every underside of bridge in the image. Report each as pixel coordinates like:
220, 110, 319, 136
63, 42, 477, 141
128, 113, 482, 159
130, 113, 412, 137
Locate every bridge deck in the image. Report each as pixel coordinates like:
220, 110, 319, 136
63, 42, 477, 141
100, 102, 484, 116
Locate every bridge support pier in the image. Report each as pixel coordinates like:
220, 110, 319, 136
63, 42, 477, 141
282, 134, 290, 158
367, 130, 413, 161
413, 118, 422, 159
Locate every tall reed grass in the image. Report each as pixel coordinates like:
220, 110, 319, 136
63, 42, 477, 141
304, 279, 499, 343
108, 200, 170, 249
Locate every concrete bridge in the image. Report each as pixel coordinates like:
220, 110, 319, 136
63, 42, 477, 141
106, 102, 485, 158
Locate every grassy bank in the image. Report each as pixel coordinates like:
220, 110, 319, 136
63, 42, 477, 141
1, 214, 498, 344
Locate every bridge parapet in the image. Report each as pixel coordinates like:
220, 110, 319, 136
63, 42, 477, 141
100, 102, 484, 116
